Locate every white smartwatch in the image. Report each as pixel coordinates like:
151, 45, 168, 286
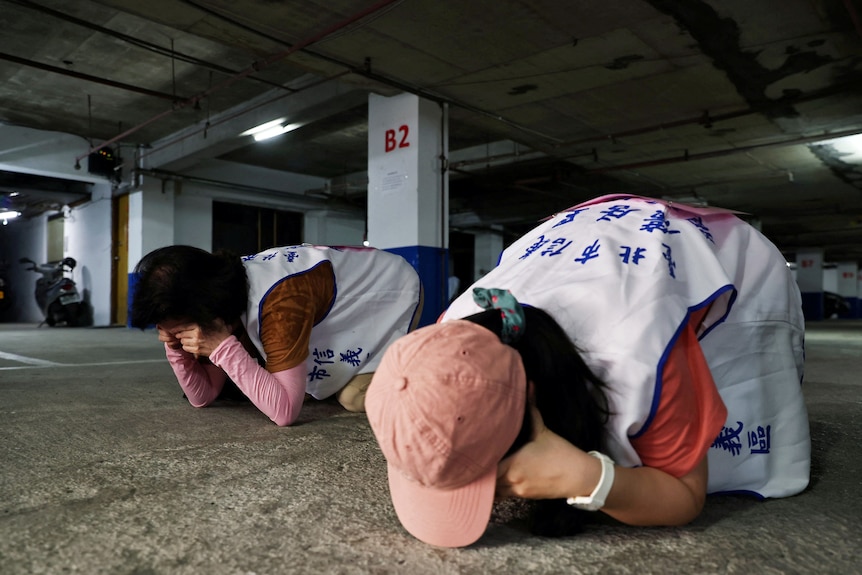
566, 451, 615, 511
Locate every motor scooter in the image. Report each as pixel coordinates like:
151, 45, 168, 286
19, 256, 84, 327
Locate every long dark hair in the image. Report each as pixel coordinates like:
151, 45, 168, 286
464, 306, 610, 537
129, 245, 249, 330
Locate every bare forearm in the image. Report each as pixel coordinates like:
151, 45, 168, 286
496, 409, 708, 527
601, 459, 707, 526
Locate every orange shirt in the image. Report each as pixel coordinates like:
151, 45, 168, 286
630, 307, 728, 478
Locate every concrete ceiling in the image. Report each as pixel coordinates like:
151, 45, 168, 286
2, 0, 862, 261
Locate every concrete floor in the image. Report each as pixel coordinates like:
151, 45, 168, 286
0, 321, 860, 575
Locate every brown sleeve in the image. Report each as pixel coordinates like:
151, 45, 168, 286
258, 262, 335, 373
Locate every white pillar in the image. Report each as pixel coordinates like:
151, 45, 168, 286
473, 230, 504, 282
367, 93, 448, 326
174, 187, 212, 250
127, 176, 176, 326
857, 270, 862, 318
128, 177, 176, 266
795, 249, 824, 320
64, 182, 113, 326
836, 262, 859, 318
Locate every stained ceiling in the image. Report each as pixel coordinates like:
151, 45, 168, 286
2, 0, 862, 261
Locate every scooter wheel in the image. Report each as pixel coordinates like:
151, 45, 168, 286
46, 301, 62, 327
65, 303, 84, 327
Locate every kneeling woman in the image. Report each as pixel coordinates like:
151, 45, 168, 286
366, 194, 809, 547
131, 244, 423, 426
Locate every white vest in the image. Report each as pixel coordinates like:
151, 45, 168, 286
444, 195, 809, 498
242, 245, 422, 399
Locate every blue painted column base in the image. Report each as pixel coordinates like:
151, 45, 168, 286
386, 245, 448, 328
845, 296, 860, 319
801, 291, 824, 322
127, 272, 140, 328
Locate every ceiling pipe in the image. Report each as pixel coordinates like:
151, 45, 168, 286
73, 0, 403, 166
0, 52, 182, 101
585, 126, 862, 174
134, 168, 362, 214
449, 149, 547, 170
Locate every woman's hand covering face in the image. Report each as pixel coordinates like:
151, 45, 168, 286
495, 403, 600, 501
161, 319, 233, 359
496, 402, 709, 527
157, 325, 184, 350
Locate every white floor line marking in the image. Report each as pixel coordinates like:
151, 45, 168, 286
0, 350, 63, 367
0, 358, 165, 371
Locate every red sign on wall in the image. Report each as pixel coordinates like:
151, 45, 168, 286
385, 125, 410, 152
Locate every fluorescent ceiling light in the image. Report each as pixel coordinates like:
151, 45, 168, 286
252, 122, 301, 142
0, 210, 21, 225
240, 118, 286, 137
814, 133, 862, 163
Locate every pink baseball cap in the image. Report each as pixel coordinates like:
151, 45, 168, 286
365, 320, 527, 547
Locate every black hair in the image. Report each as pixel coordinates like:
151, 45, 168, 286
464, 306, 610, 538
129, 245, 249, 330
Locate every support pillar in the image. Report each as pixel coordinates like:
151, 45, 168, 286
836, 262, 859, 318
796, 249, 824, 321
367, 93, 448, 326
858, 270, 862, 318
126, 176, 176, 326
473, 229, 504, 283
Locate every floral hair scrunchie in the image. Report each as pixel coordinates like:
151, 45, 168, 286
472, 287, 525, 344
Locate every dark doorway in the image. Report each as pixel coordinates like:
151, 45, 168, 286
448, 231, 474, 303
212, 201, 303, 255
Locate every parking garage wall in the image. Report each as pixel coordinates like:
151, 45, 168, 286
65, 185, 112, 326
0, 213, 48, 323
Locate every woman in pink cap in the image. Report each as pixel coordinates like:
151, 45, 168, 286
366, 194, 809, 547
